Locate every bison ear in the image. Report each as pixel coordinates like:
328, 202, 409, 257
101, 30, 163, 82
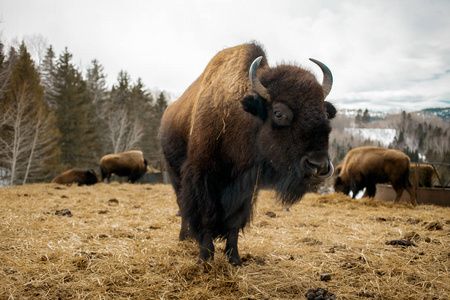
241, 95, 268, 121
325, 101, 336, 119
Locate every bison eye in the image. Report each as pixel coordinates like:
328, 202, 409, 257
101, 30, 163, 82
271, 103, 293, 127
274, 110, 284, 119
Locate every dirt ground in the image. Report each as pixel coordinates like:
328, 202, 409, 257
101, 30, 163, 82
0, 183, 449, 299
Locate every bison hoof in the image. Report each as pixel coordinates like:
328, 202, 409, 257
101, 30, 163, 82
196, 257, 213, 267
228, 256, 242, 266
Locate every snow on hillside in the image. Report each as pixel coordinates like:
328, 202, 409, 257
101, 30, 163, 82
338, 109, 387, 119
344, 128, 397, 147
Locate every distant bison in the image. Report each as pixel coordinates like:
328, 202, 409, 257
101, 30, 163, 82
334, 147, 417, 206
159, 42, 336, 265
100, 150, 148, 183
410, 163, 435, 187
52, 168, 98, 186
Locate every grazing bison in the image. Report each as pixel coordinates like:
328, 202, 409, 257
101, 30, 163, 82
159, 43, 336, 265
52, 168, 98, 186
410, 163, 435, 187
100, 150, 148, 183
334, 147, 417, 206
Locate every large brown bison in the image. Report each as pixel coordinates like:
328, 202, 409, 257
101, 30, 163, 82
100, 150, 148, 183
410, 163, 435, 187
334, 147, 417, 206
52, 168, 98, 186
159, 43, 336, 265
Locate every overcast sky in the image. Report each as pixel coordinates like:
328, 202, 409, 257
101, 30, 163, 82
1, 0, 449, 112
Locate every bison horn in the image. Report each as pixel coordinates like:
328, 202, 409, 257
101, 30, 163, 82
309, 58, 333, 99
249, 56, 271, 101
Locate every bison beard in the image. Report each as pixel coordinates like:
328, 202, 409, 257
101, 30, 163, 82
160, 43, 335, 265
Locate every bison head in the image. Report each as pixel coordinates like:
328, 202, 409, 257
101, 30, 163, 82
242, 56, 336, 204
334, 176, 350, 195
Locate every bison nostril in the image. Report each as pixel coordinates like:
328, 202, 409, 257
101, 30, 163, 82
304, 159, 320, 175
302, 156, 334, 179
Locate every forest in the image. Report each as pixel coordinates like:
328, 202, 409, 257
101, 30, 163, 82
1, 36, 449, 187
0, 37, 169, 186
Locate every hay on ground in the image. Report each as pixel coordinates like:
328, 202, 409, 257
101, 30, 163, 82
0, 183, 449, 299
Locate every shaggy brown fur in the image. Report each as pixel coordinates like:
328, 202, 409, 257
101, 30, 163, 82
410, 163, 435, 187
159, 42, 336, 265
100, 150, 148, 183
334, 147, 417, 206
52, 168, 98, 186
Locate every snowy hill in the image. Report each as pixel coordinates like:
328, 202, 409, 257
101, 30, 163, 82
344, 128, 397, 147
420, 107, 450, 121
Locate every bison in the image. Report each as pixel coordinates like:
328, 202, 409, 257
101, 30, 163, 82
334, 147, 417, 206
410, 163, 435, 187
159, 43, 336, 265
52, 168, 98, 186
100, 150, 148, 183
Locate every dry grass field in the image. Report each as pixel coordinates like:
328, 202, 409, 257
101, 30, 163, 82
0, 183, 449, 299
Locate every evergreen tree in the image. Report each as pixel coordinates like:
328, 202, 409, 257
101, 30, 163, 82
51, 48, 98, 168
110, 70, 131, 107
355, 109, 362, 125
40, 45, 57, 109
147, 91, 168, 160
86, 59, 109, 155
86, 59, 108, 111
154, 92, 168, 118
0, 45, 17, 99
417, 123, 425, 151
130, 78, 153, 157
362, 109, 370, 124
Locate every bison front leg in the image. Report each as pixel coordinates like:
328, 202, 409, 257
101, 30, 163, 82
197, 230, 215, 264
179, 216, 190, 241
225, 229, 242, 266
365, 184, 377, 199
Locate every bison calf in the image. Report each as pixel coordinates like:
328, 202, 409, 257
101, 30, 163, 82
52, 168, 98, 186
334, 147, 417, 206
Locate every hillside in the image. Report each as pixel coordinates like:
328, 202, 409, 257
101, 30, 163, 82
1, 183, 449, 299
421, 107, 450, 121
338, 107, 450, 121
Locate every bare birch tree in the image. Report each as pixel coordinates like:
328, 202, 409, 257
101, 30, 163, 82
104, 104, 144, 154
0, 85, 60, 185
24, 34, 48, 68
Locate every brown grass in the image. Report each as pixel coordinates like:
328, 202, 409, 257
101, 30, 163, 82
1, 183, 449, 299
